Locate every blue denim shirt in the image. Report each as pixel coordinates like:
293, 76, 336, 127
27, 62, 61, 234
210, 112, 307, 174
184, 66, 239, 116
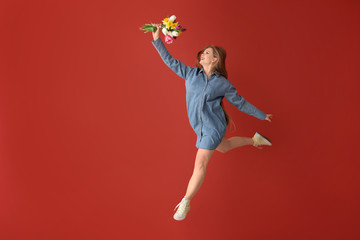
152, 38, 266, 149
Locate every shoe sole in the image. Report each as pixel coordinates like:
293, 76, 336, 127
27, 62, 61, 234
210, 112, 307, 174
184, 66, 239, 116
173, 207, 190, 221
255, 132, 272, 146
173, 215, 185, 221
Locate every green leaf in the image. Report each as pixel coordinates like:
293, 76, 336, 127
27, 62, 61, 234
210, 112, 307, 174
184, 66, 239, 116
140, 24, 157, 32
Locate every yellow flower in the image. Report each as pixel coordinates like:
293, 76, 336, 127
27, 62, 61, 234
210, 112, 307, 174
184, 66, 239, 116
171, 22, 177, 28
162, 16, 179, 31
162, 18, 169, 25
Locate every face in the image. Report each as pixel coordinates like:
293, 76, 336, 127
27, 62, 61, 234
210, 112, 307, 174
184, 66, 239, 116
200, 48, 217, 66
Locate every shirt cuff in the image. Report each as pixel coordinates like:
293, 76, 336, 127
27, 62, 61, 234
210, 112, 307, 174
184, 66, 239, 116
152, 37, 162, 46
258, 111, 267, 120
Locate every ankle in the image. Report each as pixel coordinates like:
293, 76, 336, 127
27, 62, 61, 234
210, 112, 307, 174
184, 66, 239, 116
250, 135, 256, 145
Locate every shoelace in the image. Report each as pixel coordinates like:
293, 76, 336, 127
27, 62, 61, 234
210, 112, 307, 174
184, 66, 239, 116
174, 199, 188, 215
253, 135, 264, 149
253, 137, 261, 148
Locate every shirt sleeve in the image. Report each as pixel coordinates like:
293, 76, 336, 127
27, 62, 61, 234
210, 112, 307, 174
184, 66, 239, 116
152, 38, 193, 80
224, 81, 266, 120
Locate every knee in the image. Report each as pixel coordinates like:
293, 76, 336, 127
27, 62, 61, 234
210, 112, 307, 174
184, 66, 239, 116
194, 158, 210, 171
195, 161, 208, 171
216, 145, 229, 153
216, 138, 230, 153
194, 149, 213, 171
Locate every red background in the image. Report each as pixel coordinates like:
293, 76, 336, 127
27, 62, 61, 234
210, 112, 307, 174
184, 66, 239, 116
1, 0, 359, 239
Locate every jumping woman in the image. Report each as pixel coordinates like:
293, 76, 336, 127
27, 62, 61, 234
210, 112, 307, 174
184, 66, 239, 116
150, 25, 273, 221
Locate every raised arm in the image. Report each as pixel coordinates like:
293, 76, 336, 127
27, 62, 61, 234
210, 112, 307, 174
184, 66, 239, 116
224, 81, 267, 120
151, 25, 194, 80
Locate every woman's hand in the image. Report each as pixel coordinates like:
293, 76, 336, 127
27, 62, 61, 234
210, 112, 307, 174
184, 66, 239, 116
265, 114, 273, 122
152, 24, 161, 41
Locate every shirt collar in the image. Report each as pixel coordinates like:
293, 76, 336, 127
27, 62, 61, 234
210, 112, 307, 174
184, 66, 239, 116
199, 68, 221, 77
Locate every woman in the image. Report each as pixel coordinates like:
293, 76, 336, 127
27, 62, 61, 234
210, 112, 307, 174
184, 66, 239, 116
150, 25, 273, 221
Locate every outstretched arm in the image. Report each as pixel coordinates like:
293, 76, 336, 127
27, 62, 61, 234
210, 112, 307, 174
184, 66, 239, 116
224, 81, 271, 121
151, 25, 194, 80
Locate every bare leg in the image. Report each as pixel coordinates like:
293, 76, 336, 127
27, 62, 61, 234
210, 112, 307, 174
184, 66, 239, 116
184, 148, 214, 201
216, 137, 254, 153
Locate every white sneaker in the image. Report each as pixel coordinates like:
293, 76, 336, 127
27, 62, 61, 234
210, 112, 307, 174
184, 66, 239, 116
173, 197, 190, 221
252, 132, 272, 147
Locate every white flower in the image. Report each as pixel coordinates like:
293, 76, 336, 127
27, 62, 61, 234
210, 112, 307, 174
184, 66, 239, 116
172, 31, 178, 37
168, 31, 173, 37
162, 28, 168, 36
169, 15, 176, 22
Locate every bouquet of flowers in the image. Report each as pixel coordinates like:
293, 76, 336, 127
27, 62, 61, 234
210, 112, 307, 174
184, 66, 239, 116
140, 15, 186, 44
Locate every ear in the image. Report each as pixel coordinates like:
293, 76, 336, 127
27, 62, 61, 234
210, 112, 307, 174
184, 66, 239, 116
212, 58, 218, 63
